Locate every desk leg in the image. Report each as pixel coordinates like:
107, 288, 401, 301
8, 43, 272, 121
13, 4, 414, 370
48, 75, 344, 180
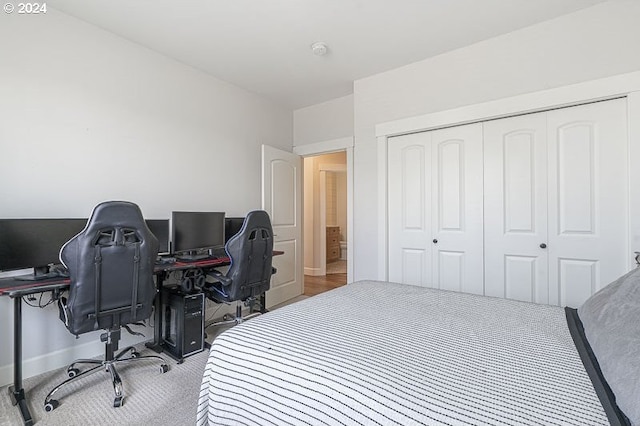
8, 296, 34, 426
145, 274, 164, 353
260, 292, 268, 313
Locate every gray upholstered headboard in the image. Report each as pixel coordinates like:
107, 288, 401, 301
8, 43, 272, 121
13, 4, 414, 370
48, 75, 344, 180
577, 267, 640, 426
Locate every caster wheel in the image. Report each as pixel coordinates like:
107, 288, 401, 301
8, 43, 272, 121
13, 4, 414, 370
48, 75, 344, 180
160, 364, 169, 373
67, 368, 80, 378
44, 399, 59, 412
113, 396, 124, 408
131, 351, 140, 358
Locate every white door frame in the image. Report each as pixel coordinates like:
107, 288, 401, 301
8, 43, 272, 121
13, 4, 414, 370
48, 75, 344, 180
294, 137, 354, 283
376, 71, 640, 281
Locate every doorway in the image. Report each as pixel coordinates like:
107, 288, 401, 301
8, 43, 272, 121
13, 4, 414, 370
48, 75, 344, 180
303, 151, 348, 295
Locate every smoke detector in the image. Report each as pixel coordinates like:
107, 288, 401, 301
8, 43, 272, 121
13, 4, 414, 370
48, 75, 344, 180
311, 42, 328, 56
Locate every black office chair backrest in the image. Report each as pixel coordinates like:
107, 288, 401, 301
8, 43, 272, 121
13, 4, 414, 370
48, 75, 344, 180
59, 201, 158, 335
224, 210, 274, 301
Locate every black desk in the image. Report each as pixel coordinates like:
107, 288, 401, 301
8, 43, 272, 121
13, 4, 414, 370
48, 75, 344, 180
147, 254, 279, 357
0, 278, 69, 426
0, 256, 240, 425
145, 257, 236, 360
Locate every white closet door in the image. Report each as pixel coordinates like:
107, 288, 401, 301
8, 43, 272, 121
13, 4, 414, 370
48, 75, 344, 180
388, 132, 433, 286
484, 113, 549, 303
547, 99, 628, 307
431, 124, 484, 294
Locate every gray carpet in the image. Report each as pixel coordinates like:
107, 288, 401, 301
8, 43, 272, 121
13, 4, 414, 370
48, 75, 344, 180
0, 295, 309, 426
0, 345, 210, 426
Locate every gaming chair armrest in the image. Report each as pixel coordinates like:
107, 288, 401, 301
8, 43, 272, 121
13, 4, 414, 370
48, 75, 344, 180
206, 269, 233, 287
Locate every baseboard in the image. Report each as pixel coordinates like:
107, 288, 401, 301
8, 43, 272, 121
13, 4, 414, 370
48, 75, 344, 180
304, 267, 324, 276
0, 332, 148, 389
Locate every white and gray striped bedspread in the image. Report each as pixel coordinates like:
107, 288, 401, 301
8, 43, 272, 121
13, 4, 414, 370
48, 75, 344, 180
197, 280, 608, 425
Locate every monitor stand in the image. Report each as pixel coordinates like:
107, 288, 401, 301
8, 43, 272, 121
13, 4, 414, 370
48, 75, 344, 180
175, 251, 211, 262
15, 266, 60, 281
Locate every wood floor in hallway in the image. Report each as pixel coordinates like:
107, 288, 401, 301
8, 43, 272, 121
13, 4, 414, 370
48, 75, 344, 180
303, 273, 347, 297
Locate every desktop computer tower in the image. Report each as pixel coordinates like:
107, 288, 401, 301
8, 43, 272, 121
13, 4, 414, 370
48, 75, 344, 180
162, 289, 205, 359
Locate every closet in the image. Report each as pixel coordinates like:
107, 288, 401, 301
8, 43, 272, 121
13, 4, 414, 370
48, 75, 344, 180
387, 98, 629, 307
387, 123, 484, 295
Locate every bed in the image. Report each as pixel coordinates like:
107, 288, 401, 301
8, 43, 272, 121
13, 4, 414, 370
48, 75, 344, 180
197, 272, 639, 425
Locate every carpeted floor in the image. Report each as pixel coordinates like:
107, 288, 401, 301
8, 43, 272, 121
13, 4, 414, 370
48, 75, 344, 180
0, 295, 309, 426
0, 343, 210, 426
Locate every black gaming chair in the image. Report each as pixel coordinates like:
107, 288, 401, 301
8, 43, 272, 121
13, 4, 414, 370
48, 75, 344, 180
204, 210, 276, 326
44, 201, 168, 412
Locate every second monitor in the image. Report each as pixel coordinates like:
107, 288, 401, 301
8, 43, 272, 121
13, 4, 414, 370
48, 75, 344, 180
146, 219, 170, 255
171, 211, 225, 261
225, 217, 245, 243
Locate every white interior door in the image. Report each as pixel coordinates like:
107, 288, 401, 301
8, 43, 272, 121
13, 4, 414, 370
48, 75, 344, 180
547, 99, 629, 307
261, 145, 303, 307
484, 113, 549, 303
430, 124, 484, 295
388, 132, 433, 286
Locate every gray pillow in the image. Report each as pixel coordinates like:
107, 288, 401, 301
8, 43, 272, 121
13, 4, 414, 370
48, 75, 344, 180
578, 267, 640, 425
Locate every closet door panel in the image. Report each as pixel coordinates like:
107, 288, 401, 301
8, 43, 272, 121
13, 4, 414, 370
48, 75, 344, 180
484, 114, 548, 303
558, 259, 598, 308
547, 99, 629, 307
388, 132, 433, 287
431, 123, 484, 295
437, 250, 464, 292
438, 142, 463, 230
504, 255, 539, 302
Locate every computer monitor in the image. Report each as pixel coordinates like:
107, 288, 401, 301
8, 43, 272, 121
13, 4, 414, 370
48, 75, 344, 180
171, 211, 225, 260
225, 217, 245, 243
0, 218, 87, 279
145, 219, 170, 255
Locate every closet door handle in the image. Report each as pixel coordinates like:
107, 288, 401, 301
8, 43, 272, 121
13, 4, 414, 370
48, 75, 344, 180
432, 239, 438, 244
540, 243, 547, 249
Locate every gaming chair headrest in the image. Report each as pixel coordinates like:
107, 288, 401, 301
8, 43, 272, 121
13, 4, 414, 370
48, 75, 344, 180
60, 201, 158, 267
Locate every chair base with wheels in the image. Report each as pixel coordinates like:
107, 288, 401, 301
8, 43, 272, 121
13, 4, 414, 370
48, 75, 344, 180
206, 295, 267, 328
44, 327, 168, 411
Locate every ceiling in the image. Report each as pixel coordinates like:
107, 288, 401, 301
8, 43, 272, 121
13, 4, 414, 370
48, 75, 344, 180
48, 0, 608, 109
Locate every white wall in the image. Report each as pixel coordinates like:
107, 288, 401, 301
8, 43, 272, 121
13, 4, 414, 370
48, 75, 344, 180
334, 171, 348, 242
0, 9, 292, 386
293, 95, 354, 146
351, 0, 640, 281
